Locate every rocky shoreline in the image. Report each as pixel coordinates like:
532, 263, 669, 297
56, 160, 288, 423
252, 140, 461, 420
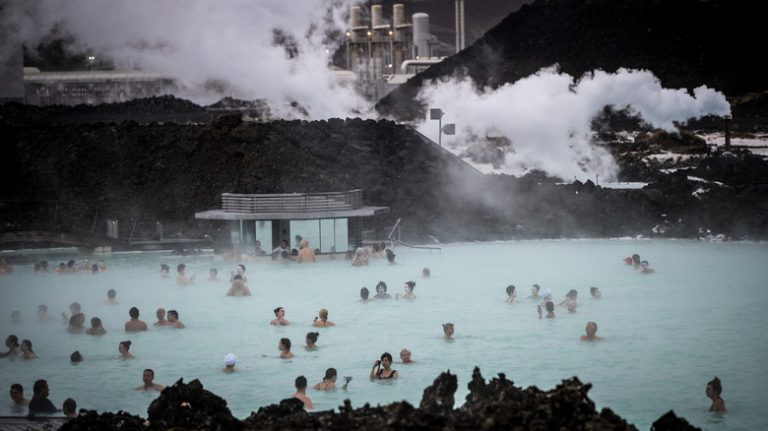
59, 368, 701, 430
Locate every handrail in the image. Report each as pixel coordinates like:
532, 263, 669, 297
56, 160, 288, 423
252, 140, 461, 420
387, 218, 402, 239
386, 218, 441, 252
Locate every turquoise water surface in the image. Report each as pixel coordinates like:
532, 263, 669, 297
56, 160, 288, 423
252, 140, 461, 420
1, 239, 766, 430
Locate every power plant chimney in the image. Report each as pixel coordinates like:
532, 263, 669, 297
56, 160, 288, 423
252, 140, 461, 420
455, 0, 465, 52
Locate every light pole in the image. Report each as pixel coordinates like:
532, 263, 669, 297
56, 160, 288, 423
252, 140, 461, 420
429, 108, 456, 147
87, 55, 95, 70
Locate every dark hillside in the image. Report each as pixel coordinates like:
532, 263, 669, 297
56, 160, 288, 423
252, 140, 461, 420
377, 0, 766, 121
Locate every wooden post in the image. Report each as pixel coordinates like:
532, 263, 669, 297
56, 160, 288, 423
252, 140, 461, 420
724, 114, 732, 152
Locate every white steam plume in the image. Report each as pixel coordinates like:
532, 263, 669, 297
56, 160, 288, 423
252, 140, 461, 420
3, 0, 368, 119
416, 67, 731, 181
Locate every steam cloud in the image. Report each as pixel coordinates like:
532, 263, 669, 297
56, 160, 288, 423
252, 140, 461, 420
416, 67, 731, 181
2, 0, 368, 118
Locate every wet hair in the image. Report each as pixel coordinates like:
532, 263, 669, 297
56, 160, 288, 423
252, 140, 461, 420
532, 284, 540, 293
360, 287, 369, 299
160, 264, 170, 272
6, 335, 19, 348
274, 307, 284, 316
545, 301, 555, 312
318, 308, 328, 321
405, 281, 416, 291
107, 289, 116, 299
129, 307, 140, 319
376, 281, 387, 292
506, 285, 516, 296
120, 340, 132, 351
422, 267, 431, 277
566, 289, 578, 299
587, 321, 598, 332
295, 375, 307, 389
442, 322, 454, 332
306, 332, 319, 344
63, 398, 76, 415
708, 377, 722, 396
90, 317, 102, 328
641, 260, 650, 267
71, 351, 83, 362
280, 338, 291, 351
323, 368, 337, 381
144, 368, 155, 377
21, 339, 34, 353
177, 263, 186, 273
11, 383, 23, 393
380, 352, 393, 362
167, 310, 179, 320
33, 379, 47, 395
386, 249, 396, 262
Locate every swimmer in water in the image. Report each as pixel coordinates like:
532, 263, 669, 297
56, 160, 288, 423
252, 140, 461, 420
160, 264, 170, 278
400, 348, 413, 364
38, 305, 53, 322
396, 281, 416, 300
20, 339, 37, 360
640, 260, 655, 274
271, 307, 290, 325
292, 376, 313, 409
118, 340, 134, 360
226, 275, 252, 296
0, 335, 19, 358
580, 321, 603, 341
360, 287, 371, 302
305, 332, 319, 350
539, 288, 553, 306
544, 301, 555, 318
706, 377, 726, 412
422, 267, 431, 278
385, 248, 396, 265
312, 308, 335, 327
86, 317, 106, 335
135, 369, 164, 391
125, 307, 148, 332
230, 264, 248, 283
68, 313, 86, 334
223, 354, 237, 372
374, 281, 391, 299
70, 351, 83, 363
590, 286, 602, 299
153, 308, 170, 326
166, 310, 185, 329
505, 284, 518, 304
313, 368, 337, 391
351, 247, 369, 266
298, 240, 316, 263
529, 284, 541, 300
557, 289, 578, 313
209, 268, 219, 281
631, 254, 641, 268
370, 352, 398, 380
442, 322, 455, 339
279, 338, 294, 359
105, 289, 118, 305
176, 264, 196, 285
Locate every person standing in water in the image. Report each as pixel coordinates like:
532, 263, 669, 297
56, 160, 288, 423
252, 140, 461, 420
135, 369, 164, 391
28, 380, 59, 415
590, 286, 602, 299
279, 338, 294, 359
557, 289, 578, 313
442, 323, 455, 340
20, 339, 37, 360
396, 281, 416, 300
167, 310, 185, 329
105, 289, 118, 304
1, 335, 19, 358
271, 307, 290, 325
292, 376, 313, 409
706, 377, 726, 412
227, 275, 252, 296
505, 285, 518, 303
373, 281, 391, 299
305, 332, 319, 350
298, 240, 316, 263
125, 307, 148, 332
400, 349, 414, 364
153, 308, 170, 326
580, 322, 603, 341
312, 308, 335, 327
313, 368, 337, 390
223, 354, 237, 372
118, 341, 135, 360
370, 352, 398, 380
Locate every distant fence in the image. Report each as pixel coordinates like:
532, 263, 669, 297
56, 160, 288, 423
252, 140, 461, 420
222, 190, 363, 213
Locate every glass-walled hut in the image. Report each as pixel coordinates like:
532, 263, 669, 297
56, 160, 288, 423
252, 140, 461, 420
195, 190, 389, 255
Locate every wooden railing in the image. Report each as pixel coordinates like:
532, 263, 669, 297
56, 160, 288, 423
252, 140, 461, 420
222, 190, 363, 213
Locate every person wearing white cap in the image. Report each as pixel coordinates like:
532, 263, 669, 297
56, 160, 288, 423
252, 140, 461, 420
539, 288, 553, 306
223, 354, 237, 372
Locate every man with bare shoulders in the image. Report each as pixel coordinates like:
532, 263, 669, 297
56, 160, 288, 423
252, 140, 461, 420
166, 310, 185, 329
580, 321, 604, 341
125, 307, 148, 332
135, 369, 164, 391
292, 376, 313, 409
153, 308, 170, 326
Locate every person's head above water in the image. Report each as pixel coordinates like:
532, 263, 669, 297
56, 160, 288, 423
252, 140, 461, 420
566, 289, 578, 299
107, 289, 116, 300
422, 267, 431, 277
386, 249, 395, 263
318, 308, 329, 321
129, 307, 140, 319
404, 281, 415, 292
323, 368, 337, 381
545, 301, 555, 313
531, 284, 540, 295
274, 307, 285, 317
176, 264, 186, 274
160, 264, 170, 273
280, 338, 291, 352
70, 351, 83, 362
632, 254, 641, 265
442, 322, 454, 337
295, 375, 307, 390
376, 281, 387, 293
70, 302, 82, 314
400, 348, 412, 363
224, 353, 237, 367
306, 332, 319, 345
360, 287, 369, 300
506, 285, 516, 297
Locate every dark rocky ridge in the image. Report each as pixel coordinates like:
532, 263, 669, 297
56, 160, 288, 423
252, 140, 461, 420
61, 368, 701, 430
377, 0, 767, 121
2, 102, 767, 242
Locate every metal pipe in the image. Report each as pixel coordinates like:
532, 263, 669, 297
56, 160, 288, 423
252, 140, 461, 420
724, 114, 732, 152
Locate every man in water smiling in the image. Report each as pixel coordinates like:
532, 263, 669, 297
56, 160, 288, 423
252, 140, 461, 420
135, 369, 164, 391
580, 322, 603, 341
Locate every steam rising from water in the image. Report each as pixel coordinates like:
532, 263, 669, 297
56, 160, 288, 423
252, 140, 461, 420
416, 67, 731, 181
2, 0, 368, 118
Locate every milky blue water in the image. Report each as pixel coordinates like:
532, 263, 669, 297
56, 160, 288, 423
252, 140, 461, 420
1, 239, 767, 430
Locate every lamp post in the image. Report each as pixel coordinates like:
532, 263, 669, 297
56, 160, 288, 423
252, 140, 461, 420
429, 108, 456, 147
87, 55, 95, 70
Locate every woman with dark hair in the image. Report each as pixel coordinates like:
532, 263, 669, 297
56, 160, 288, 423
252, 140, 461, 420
86, 317, 106, 335
305, 332, 319, 350
20, 339, 37, 360
0, 335, 19, 358
505, 285, 518, 303
374, 281, 391, 299
558, 289, 578, 313
370, 352, 398, 380
271, 307, 290, 325
313, 368, 337, 390
396, 281, 416, 300
706, 377, 726, 412
279, 338, 293, 359
68, 313, 86, 334
118, 340, 134, 360
360, 287, 371, 302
